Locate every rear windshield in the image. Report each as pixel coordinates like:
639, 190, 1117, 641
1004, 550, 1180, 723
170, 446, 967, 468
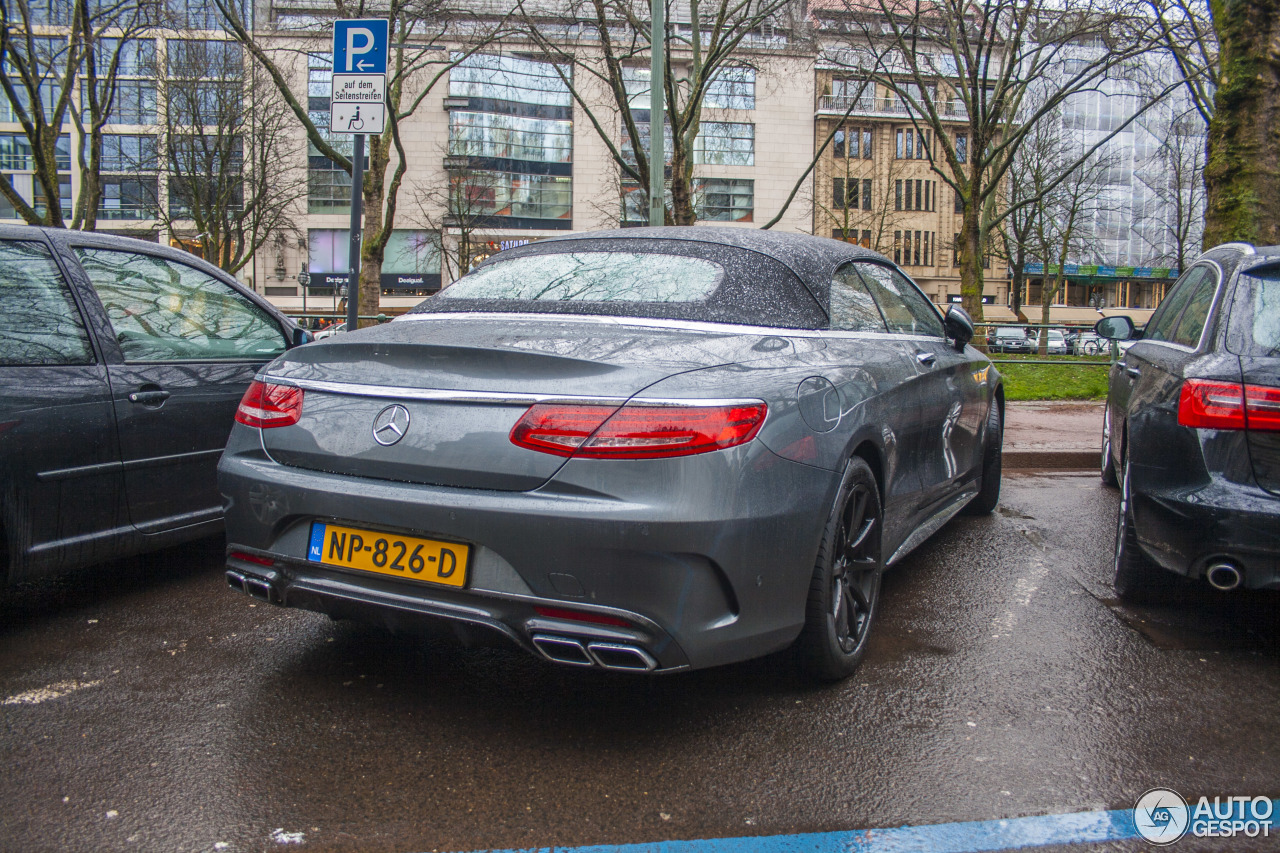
408, 239, 829, 329
438, 252, 722, 303
1230, 271, 1280, 356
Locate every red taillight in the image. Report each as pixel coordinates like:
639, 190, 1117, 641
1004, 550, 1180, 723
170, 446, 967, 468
1178, 379, 1280, 431
510, 402, 767, 459
235, 380, 303, 429
533, 605, 632, 628
229, 550, 275, 567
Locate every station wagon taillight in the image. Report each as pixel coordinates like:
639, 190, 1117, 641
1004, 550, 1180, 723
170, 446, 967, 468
1178, 379, 1280, 431
235, 381, 303, 429
510, 402, 767, 459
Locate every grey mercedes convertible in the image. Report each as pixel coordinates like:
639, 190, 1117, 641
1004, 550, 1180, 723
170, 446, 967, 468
219, 228, 1002, 680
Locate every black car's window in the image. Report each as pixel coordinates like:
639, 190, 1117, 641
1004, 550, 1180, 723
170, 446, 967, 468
74, 249, 287, 362
1229, 270, 1280, 356
0, 240, 94, 366
439, 252, 722, 303
830, 264, 887, 332
1169, 266, 1219, 348
854, 263, 945, 337
1145, 267, 1205, 343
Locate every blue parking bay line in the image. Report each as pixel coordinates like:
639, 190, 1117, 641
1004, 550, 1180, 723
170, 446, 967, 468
470, 806, 1141, 853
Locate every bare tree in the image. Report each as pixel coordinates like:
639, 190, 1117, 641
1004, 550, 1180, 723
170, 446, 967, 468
0, 0, 161, 227
413, 159, 504, 282
147, 39, 305, 275
1147, 0, 1217, 125
817, 138, 910, 253
514, 0, 799, 225
1135, 109, 1206, 272
816, 0, 1179, 322
214, 0, 510, 325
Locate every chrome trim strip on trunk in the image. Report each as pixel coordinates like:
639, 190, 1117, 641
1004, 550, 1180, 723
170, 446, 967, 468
256, 375, 764, 408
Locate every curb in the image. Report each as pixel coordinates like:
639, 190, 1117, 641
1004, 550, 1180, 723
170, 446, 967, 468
1004, 449, 1099, 470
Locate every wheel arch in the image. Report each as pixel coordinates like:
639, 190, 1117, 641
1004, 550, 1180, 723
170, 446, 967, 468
849, 439, 885, 504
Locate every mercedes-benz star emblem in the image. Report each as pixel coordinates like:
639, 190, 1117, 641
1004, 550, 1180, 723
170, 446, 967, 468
371, 404, 411, 446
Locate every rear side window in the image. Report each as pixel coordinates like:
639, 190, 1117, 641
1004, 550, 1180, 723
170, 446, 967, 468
0, 240, 94, 366
1169, 266, 1219, 348
1145, 267, 1204, 342
1229, 271, 1280, 356
439, 252, 722, 303
74, 249, 287, 361
829, 264, 887, 332
854, 263, 945, 337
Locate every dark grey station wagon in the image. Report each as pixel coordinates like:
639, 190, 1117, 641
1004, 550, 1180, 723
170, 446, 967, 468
0, 226, 306, 582
219, 228, 1002, 680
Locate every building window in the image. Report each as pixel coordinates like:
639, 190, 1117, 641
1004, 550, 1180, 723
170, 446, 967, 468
835, 178, 872, 210
955, 191, 965, 213
694, 178, 753, 222
894, 230, 934, 266
98, 134, 157, 220
955, 133, 968, 163
895, 127, 930, 159
448, 54, 573, 229
705, 66, 755, 110
895, 179, 937, 211
833, 126, 873, 159
694, 122, 754, 166
0, 132, 71, 219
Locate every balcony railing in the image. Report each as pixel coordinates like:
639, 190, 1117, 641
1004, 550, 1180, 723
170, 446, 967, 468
816, 96, 969, 120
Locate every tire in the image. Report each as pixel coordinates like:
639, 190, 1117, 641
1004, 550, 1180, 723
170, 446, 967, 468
1084, 340, 1100, 356
797, 456, 883, 682
1113, 452, 1175, 604
1100, 404, 1118, 487
964, 400, 1002, 515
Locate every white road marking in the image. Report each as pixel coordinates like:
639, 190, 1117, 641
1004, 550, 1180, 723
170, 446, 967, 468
3, 679, 102, 705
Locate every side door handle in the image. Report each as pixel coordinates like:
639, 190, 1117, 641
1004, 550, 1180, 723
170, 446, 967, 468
916, 351, 937, 367
128, 389, 171, 406
1125, 366, 1141, 379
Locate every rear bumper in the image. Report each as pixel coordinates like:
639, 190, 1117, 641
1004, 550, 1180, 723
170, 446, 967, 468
218, 434, 836, 672
1133, 478, 1280, 590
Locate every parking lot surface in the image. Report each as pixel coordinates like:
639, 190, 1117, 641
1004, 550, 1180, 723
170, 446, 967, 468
2, 472, 1278, 853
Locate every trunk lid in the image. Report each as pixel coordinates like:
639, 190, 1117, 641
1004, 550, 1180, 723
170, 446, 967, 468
257, 315, 773, 491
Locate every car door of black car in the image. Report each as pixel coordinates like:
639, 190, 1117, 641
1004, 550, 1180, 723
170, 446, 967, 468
854, 262, 979, 509
65, 245, 289, 534
0, 236, 128, 579
1119, 264, 1221, 469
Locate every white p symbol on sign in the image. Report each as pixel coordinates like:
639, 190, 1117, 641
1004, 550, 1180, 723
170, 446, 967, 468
345, 27, 375, 71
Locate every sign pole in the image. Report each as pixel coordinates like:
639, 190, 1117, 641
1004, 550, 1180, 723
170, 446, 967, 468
346, 132, 364, 331
648, 0, 664, 227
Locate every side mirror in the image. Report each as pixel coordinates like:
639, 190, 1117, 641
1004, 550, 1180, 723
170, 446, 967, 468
291, 326, 314, 347
1094, 315, 1136, 341
943, 304, 975, 351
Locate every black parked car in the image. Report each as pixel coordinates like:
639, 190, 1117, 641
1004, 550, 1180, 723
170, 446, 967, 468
0, 226, 309, 582
1096, 242, 1280, 602
986, 326, 1033, 354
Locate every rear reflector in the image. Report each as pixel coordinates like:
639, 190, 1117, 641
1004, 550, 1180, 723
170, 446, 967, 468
229, 550, 275, 567
510, 402, 767, 459
235, 381, 303, 429
533, 605, 632, 628
1178, 379, 1280, 431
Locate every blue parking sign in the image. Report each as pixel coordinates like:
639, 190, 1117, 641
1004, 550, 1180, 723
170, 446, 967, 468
332, 19, 388, 74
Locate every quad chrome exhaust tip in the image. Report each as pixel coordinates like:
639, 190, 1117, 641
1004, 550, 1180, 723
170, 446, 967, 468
1206, 562, 1243, 592
531, 634, 657, 672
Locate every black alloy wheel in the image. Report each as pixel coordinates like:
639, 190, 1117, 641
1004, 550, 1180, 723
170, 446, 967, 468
1100, 404, 1118, 487
798, 456, 883, 681
964, 400, 1002, 515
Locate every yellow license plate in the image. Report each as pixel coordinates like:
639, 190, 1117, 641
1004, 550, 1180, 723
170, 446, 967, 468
307, 522, 469, 588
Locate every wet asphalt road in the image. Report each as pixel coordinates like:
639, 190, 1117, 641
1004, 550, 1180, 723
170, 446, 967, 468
2, 472, 1278, 853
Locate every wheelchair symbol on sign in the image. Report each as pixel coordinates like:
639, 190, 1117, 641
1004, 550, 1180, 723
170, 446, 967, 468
347, 106, 364, 131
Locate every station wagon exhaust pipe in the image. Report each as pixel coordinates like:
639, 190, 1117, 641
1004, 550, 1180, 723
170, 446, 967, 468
1206, 562, 1243, 592
531, 634, 595, 667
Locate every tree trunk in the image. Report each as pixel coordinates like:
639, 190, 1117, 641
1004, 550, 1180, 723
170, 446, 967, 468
957, 203, 986, 323
1203, 0, 1280, 247
669, 146, 695, 225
